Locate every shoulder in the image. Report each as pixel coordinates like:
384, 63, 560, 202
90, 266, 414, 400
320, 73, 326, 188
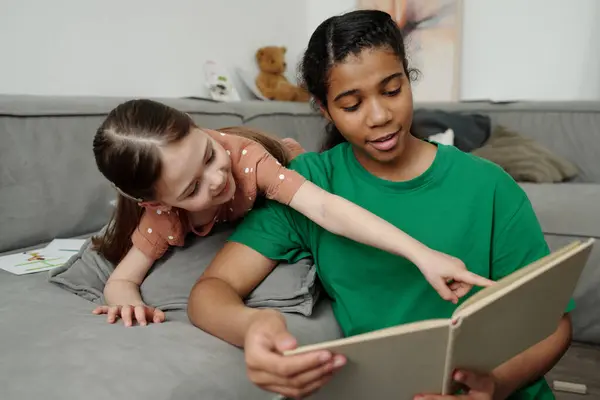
449, 146, 534, 230
284, 143, 346, 184
444, 144, 526, 199
132, 208, 187, 260
137, 208, 186, 243
206, 128, 254, 154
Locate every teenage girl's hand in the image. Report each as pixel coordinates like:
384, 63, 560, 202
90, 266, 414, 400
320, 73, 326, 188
414, 249, 494, 304
92, 304, 165, 327
415, 369, 496, 400
244, 310, 346, 399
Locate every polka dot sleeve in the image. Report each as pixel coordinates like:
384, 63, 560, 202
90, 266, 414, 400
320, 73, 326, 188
245, 142, 307, 205
131, 209, 185, 261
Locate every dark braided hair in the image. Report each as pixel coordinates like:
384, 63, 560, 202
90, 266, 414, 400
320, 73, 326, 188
298, 10, 420, 152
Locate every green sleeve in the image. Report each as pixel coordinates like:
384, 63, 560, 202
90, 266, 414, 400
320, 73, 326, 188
228, 199, 311, 264
227, 152, 326, 263
490, 173, 575, 313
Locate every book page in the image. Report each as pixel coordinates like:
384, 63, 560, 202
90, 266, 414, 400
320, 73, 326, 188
453, 241, 581, 316
286, 319, 451, 399
446, 239, 593, 376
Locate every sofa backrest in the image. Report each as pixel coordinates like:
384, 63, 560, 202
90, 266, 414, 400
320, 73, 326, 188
1, 96, 599, 253
412, 101, 600, 184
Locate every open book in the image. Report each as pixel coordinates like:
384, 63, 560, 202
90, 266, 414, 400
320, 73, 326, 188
285, 239, 595, 399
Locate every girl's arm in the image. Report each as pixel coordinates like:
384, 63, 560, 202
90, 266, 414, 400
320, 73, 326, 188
288, 181, 493, 302
92, 246, 165, 326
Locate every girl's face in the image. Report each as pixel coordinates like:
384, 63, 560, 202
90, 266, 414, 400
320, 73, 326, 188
149, 128, 236, 213
323, 47, 414, 166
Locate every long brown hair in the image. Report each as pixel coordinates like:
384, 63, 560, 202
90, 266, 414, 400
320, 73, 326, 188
92, 99, 290, 265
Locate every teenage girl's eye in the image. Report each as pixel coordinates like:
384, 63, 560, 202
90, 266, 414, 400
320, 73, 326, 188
382, 87, 401, 96
383, 87, 401, 96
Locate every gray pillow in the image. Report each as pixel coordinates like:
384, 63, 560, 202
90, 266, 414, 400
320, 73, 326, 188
472, 125, 579, 183
48, 224, 321, 316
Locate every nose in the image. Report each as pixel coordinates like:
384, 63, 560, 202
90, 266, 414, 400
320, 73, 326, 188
365, 98, 392, 128
206, 169, 226, 196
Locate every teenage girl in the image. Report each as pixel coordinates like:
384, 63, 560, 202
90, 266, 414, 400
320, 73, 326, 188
91, 99, 491, 326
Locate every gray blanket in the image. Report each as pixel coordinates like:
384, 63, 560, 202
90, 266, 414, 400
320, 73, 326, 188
48, 224, 321, 316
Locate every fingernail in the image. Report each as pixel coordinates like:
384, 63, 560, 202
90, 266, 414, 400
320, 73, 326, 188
333, 356, 345, 367
319, 352, 331, 362
454, 371, 463, 381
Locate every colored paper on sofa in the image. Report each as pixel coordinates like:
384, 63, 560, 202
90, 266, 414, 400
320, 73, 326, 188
0, 239, 85, 275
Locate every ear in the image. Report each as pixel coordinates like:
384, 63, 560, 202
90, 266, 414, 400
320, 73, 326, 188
281, 46, 287, 54
256, 49, 264, 60
316, 101, 332, 122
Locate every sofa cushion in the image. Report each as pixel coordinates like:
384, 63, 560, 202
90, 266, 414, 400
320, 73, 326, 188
0, 268, 341, 400
520, 182, 600, 345
48, 224, 321, 316
0, 94, 243, 118
544, 234, 600, 345
520, 183, 600, 238
227, 100, 328, 152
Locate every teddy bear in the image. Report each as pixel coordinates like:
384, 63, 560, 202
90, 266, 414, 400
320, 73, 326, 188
255, 46, 310, 102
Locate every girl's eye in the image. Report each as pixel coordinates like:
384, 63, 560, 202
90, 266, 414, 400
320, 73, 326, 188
207, 149, 215, 163
188, 181, 200, 197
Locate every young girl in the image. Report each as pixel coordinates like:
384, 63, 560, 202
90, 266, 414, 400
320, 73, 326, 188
91, 98, 491, 326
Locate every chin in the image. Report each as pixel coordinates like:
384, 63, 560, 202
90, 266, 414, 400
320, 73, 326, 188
367, 142, 407, 164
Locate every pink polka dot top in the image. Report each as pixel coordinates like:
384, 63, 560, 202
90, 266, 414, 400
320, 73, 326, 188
130, 127, 307, 261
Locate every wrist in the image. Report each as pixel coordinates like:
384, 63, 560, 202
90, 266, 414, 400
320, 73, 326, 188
490, 372, 509, 400
403, 241, 433, 267
244, 309, 284, 338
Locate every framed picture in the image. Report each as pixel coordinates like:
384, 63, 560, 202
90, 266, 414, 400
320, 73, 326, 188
357, 0, 463, 102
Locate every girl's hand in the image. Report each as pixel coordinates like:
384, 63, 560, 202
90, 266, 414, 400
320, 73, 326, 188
415, 249, 494, 303
92, 304, 166, 327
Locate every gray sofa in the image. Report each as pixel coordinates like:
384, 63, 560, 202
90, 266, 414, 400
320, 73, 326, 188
1, 95, 599, 400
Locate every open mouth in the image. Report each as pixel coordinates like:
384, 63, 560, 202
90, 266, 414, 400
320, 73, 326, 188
368, 130, 400, 151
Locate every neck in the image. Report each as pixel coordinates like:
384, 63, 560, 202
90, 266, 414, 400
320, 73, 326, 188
353, 135, 437, 182
189, 206, 220, 227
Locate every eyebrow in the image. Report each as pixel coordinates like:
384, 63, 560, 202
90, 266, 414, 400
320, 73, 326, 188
333, 72, 404, 102
176, 139, 212, 201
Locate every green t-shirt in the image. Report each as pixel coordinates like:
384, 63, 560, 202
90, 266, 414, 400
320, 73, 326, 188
229, 141, 574, 400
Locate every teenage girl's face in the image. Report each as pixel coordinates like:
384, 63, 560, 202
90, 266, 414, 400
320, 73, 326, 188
152, 128, 236, 212
323, 47, 414, 165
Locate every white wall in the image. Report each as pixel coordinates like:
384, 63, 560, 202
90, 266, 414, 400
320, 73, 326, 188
305, 0, 600, 102
2, 0, 599, 101
0, 0, 307, 98
461, 0, 600, 101
306, 0, 355, 41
